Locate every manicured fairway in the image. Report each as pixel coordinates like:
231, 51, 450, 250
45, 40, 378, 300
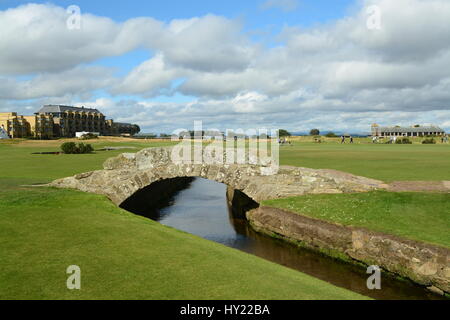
1, 138, 448, 299
263, 191, 450, 248
0, 139, 366, 300
2, 138, 449, 184
0, 188, 368, 300
280, 143, 450, 182
0, 139, 175, 188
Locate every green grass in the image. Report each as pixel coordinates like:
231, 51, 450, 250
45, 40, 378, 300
280, 143, 450, 182
0, 140, 366, 300
0, 190, 367, 300
3, 138, 448, 185
263, 191, 450, 248
0, 139, 175, 188
2, 138, 448, 299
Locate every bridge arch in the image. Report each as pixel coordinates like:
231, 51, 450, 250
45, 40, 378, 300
119, 176, 260, 220
50, 147, 385, 207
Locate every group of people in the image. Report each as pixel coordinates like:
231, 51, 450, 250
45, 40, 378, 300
341, 135, 354, 144
372, 136, 401, 144
278, 135, 449, 144
278, 138, 292, 145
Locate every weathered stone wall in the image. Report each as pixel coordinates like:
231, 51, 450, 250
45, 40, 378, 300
226, 186, 259, 219
50, 146, 387, 205
247, 206, 450, 295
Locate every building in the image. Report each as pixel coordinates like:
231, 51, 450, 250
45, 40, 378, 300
23, 114, 54, 139
35, 105, 106, 137
0, 112, 54, 139
0, 112, 27, 138
114, 122, 140, 136
1, 105, 140, 139
371, 124, 446, 137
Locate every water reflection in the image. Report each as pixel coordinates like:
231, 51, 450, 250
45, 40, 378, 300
124, 177, 444, 300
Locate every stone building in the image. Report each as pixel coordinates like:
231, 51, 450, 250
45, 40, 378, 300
23, 114, 54, 139
35, 105, 107, 137
0, 112, 53, 139
371, 124, 446, 137
0, 112, 27, 138
1, 105, 140, 139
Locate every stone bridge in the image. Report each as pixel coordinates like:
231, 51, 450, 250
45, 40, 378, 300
50, 147, 387, 206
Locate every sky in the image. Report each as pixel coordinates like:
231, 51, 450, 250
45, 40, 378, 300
0, 0, 449, 134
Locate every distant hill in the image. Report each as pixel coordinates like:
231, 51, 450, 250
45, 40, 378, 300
290, 131, 370, 137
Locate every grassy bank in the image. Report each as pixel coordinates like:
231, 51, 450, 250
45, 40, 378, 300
0, 139, 366, 300
280, 143, 450, 182
0, 188, 367, 300
263, 191, 450, 248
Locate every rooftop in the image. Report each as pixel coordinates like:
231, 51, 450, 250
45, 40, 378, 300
377, 126, 445, 133
36, 105, 102, 114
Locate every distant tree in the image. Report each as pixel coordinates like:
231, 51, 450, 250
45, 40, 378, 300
61, 142, 77, 154
325, 132, 337, 138
279, 129, 292, 137
414, 124, 421, 128
132, 125, 141, 135
61, 142, 93, 154
310, 129, 320, 136
78, 143, 94, 154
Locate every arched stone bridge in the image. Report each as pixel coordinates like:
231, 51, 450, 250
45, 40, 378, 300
50, 147, 387, 205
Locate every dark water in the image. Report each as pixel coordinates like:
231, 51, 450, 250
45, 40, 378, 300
124, 178, 444, 300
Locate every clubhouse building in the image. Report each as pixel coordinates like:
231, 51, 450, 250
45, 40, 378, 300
0, 105, 140, 139
371, 124, 446, 137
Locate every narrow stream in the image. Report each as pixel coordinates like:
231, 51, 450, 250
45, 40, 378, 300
122, 177, 443, 300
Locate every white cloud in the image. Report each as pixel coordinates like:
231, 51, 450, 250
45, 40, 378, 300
112, 54, 181, 97
0, 66, 114, 100
1, 0, 450, 133
154, 15, 257, 72
0, 4, 162, 75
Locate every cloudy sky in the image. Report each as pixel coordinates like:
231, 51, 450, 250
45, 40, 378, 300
1, 0, 449, 134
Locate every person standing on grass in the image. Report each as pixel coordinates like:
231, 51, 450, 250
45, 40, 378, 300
341, 135, 345, 144
350, 136, 354, 144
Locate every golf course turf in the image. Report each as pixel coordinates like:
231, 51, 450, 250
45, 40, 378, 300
1, 138, 449, 299
0, 139, 367, 300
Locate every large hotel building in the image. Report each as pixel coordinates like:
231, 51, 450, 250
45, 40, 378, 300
0, 105, 139, 139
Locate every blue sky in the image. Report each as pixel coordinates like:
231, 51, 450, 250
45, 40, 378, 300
1, 0, 356, 25
1, 0, 449, 133
1, 0, 356, 85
